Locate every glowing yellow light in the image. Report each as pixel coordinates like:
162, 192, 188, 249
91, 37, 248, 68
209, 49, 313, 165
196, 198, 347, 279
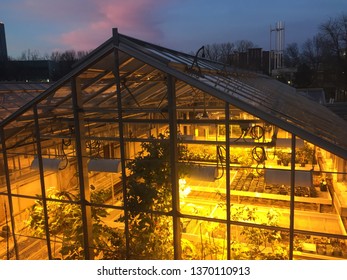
255, 192, 262, 198
179, 178, 186, 186
180, 186, 191, 198
179, 178, 191, 199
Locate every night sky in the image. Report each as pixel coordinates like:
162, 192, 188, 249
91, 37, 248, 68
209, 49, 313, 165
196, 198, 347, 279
1, 0, 347, 58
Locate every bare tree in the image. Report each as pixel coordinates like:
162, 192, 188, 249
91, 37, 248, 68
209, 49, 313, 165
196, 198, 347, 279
205, 43, 222, 61
319, 14, 346, 57
59, 50, 78, 62
50, 50, 89, 62
319, 13, 347, 89
284, 43, 301, 67
220, 42, 235, 64
50, 51, 62, 62
19, 49, 42, 60
301, 35, 328, 72
205, 42, 238, 65
234, 40, 256, 52
76, 50, 89, 60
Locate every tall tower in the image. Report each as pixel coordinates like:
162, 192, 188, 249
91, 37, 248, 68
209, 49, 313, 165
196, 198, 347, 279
0, 22, 8, 61
269, 21, 285, 74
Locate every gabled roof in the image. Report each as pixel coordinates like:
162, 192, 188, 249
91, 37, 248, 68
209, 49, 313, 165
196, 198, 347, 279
1, 28, 347, 159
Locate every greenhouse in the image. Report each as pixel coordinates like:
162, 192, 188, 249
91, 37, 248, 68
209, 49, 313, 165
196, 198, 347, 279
0, 28, 347, 260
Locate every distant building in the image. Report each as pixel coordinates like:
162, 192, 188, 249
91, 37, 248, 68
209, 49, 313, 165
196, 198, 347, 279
1, 60, 56, 82
0, 22, 8, 61
0, 22, 68, 82
230, 48, 269, 74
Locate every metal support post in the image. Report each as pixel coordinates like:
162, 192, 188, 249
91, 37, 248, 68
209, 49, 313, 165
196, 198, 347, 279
289, 134, 296, 259
33, 105, 52, 259
113, 27, 130, 259
225, 103, 231, 259
167, 74, 182, 259
71, 77, 94, 259
0, 127, 19, 259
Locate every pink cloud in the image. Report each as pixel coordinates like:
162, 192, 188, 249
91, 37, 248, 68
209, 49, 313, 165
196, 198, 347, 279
56, 0, 170, 51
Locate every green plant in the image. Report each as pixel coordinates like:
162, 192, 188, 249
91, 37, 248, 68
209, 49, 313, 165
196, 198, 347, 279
333, 244, 342, 257
121, 133, 188, 259
183, 145, 217, 162
182, 145, 253, 167
26, 187, 124, 259
293, 236, 304, 251
277, 151, 291, 166
341, 243, 347, 258
326, 244, 334, 256
230, 206, 288, 260
296, 143, 314, 165
197, 222, 226, 260
316, 243, 326, 255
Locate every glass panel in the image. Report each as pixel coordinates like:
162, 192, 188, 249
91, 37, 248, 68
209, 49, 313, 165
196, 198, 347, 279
230, 223, 289, 260
123, 122, 166, 139
9, 197, 49, 259
121, 93, 174, 258
86, 137, 123, 207
292, 138, 346, 241
30, 87, 80, 199
294, 233, 347, 260
78, 52, 117, 110
176, 84, 225, 120
24, 194, 82, 259
128, 213, 174, 259
0, 197, 13, 259
3, 121, 40, 196
181, 218, 227, 260
89, 205, 126, 260
121, 65, 167, 110
88, 172, 122, 207
125, 136, 172, 213
180, 142, 226, 220
37, 82, 72, 112
18, 237, 48, 260
230, 106, 260, 121
230, 158, 290, 227
0, 150, 5, 193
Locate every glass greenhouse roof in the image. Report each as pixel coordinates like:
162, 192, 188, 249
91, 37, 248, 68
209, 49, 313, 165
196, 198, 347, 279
0, 82, 50, 122
0, 30, 346, 159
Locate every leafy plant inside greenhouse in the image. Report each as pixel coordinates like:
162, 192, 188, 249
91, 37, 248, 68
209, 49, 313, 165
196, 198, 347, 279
119, 133, 188, 259
26, 187, 125, 260
230, 205, 288, 260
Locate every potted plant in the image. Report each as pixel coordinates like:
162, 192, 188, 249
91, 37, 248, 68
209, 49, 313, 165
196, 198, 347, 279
296, 150, 306, 167
316, 243, 326, 255
333, 244, 342, 257
277, 151, 291, 166
293, 237, 304, 252
296, 143, 314, 167
326, 244, 334, 256
341, 243, 347, 258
